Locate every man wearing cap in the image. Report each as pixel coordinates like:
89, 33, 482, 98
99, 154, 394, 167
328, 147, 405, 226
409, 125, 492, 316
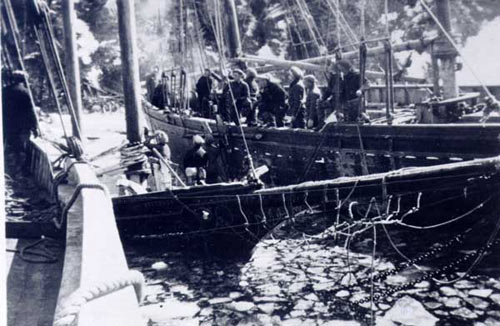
223, 69, 250, 126
288, 66, 306, 128
152, 72, 170, 110
144, 130, 172, 190
244, 68, 259, 126
256, 74, 287, 127
2, 70, 38, 162
304, 75, 323, 129
196, 68, 214, 118
183, 135, 209, 185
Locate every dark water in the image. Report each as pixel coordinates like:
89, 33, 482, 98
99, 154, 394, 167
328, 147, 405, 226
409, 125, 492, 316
124, 210, 500, 326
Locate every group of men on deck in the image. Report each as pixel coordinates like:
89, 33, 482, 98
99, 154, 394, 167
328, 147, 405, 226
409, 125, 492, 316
191, 59, 369, 129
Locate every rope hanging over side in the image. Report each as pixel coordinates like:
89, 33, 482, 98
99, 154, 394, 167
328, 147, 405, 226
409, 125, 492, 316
209, 0, 258, 180
53, 270, 145, 326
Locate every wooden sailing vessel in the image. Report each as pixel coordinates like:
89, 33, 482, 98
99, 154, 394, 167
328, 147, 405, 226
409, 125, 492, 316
145, 107, 500, 185
113, 155, 500, 247
143, 0, 500, 186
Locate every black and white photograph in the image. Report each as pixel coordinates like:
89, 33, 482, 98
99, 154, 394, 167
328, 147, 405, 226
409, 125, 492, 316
3, 0, 500, 325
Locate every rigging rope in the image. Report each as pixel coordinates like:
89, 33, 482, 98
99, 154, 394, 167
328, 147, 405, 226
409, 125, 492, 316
324, 0, 359, 45
283, 0, 311, 58
36, 0, 83, 140
210, 0, 257, 180
293, 0, 326, 55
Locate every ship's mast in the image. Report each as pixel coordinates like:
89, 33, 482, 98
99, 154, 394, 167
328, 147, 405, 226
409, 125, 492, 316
432, 0, 458, 98
62, 0, 83, 139
223, 0, 242, 59
117, 0, 143, 144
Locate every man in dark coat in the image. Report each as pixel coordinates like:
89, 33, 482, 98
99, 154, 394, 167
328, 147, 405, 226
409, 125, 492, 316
256, 74, 287, 127
146, 66, 160, 102
288, 66, 306, 128
321, 60, 342, 120
152, 72, 170, 110
244, 68, 259, 126
223, 69, 250, 126
3, 70, 38, 154
304, 75, 323, 129
195, 68, 214, 118
337, 60, 369, 123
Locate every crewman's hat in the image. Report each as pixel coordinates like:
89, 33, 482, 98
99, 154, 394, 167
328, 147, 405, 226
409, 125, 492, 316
304, 75, 317, 84
232, 69, 245, 77
193, 134, 205, 145
154, 130, 169, 144
336, 59, 352, 71
256, 73, 271, 81
246, 68, 258, 78
11, 70, 28, 83
290, 66, 304, 78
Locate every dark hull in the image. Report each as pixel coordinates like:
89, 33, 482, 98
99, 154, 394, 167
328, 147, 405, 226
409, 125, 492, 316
113, 156, 500, 247
144, 107, 500, 186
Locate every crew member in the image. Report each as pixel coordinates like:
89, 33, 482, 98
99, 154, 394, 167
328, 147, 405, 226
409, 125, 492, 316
244, 68, 259, 126
144, 130, 172, 191
204, 134, 227, 184
152, 72, 170, 110
3, 70, 38, 167
322, 60, 342, 121
183, 135, 209, 185
337, 60, 369, 123
304, 75, 323, 130
288, 66, 306, 128
146, 66, 160, 102
195, 68, 214, 118
256, 74, 287, 127
223, 69, 250, 126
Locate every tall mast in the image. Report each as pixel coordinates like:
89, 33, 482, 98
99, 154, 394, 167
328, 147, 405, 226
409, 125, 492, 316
433, 0, 457, 98
62, 0, 83, 139
223, 0, 242, 58
117, 0, 143, 144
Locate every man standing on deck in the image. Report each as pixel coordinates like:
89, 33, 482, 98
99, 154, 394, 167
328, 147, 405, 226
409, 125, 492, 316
337, 60, 370, 123
304, 75, 323, 130
288, 66, 306, 128
146, 66, 160, 102
152, 72, 170, 110
244, 68, 259, 126
183, 135, 209, 185
144, 130, 172, 191
256, 74, 287, 127
196, 68, 214, 118
322, 60, 342, 121
223, 69, 250, 126
2, 70, 38, 170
